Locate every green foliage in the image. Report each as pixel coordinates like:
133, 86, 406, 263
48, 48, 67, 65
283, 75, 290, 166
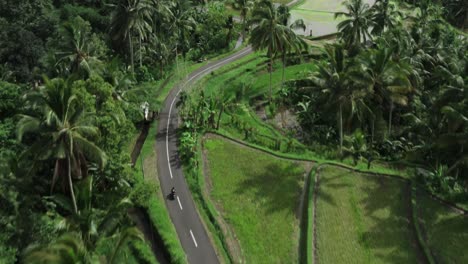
284, 1, 468, 197
417, 166, 465, 200
342, 129, 378, 168
51, 16, 107, 78
179, 131, 198, 167
129, 239, 159, 264
60, 4, 108, 31
249, 0, 307, 99
0, 81, 23, 117
0, 23, 46, 82
0, 118, 21, 155
194, 2, 231, 53
335, 0, 374, 50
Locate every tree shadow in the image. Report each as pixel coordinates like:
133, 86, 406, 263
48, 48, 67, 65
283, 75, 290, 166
316, 171, 353, 207
234, 162, 305, 216
317, 167, 427, 263
155, 129, 166, 141
359, 176, 427, 263
170, 153, 182, 169
415, 190, 468, 263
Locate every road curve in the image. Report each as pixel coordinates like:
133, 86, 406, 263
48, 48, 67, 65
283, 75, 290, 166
155, 46, 253, 264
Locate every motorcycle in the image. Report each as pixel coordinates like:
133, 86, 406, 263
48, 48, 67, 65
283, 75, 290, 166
169, 187, 176, 200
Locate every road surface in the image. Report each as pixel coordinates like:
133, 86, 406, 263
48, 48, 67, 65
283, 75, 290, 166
155, 46, 253, 264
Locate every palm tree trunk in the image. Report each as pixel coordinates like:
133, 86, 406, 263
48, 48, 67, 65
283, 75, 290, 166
67, 156, 78, 214
242, 15, 246, 41
129, 33, 134, 72
216, 103, 225, 130
139, 36, 142, 68
269, 55, 273, 101
51, 160, 60, 193
388, 101, 393, 138
282, 52, 286, 87
175, 47, 179, 76
339, 103, 343, 155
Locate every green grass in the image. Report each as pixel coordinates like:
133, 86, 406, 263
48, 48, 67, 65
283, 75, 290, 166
129, 239, 159, 264
415, 191, 468, 264
303, 166, 317, 264
204, 137, 307, 263
316, 166, 419, 263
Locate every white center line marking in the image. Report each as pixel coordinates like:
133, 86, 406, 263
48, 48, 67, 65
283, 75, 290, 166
165, 47, 252, 180
176, 196, 183, 210
190, 229, 198, 248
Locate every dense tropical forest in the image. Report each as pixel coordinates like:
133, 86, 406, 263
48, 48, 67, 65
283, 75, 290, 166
0, 0, 466, 263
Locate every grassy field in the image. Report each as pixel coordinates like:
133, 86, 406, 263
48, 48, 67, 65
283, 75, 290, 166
204, 137, 308, 263
315, 166, 420, 263
415, 191, 468, 263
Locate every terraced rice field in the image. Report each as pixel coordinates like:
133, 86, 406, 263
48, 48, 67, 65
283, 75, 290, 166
315, 166, 422, 263
290, 0, 375, 36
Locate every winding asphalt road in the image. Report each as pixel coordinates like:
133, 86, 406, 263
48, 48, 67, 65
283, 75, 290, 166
153, 0, 357, 262
155, 46, 253, 264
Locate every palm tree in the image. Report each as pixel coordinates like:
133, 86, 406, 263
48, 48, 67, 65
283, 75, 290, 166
23, 176, 143, 263
359, 47, 413, 137
335, 0, 374, 49
432, 77, 468, 176
308, 44, 362, 154
110, 0, 153, 72
277, 4, 291, 26
232, 0, 254, 40
23, 229, 143, 264
170, 2, 195, 58
23, 233, 90, 263
55, 17, 99, 77
147, 34, 171, 76
370, 0, 402, 36
17, 78, 107, 213
249, 0, 294, 101
275, 4, 307, 86
342, 129, 379, 168
225, 15, 235, 47
444, 0, 468, 29
280, 30, 307, 86
169, 3, 195, 76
